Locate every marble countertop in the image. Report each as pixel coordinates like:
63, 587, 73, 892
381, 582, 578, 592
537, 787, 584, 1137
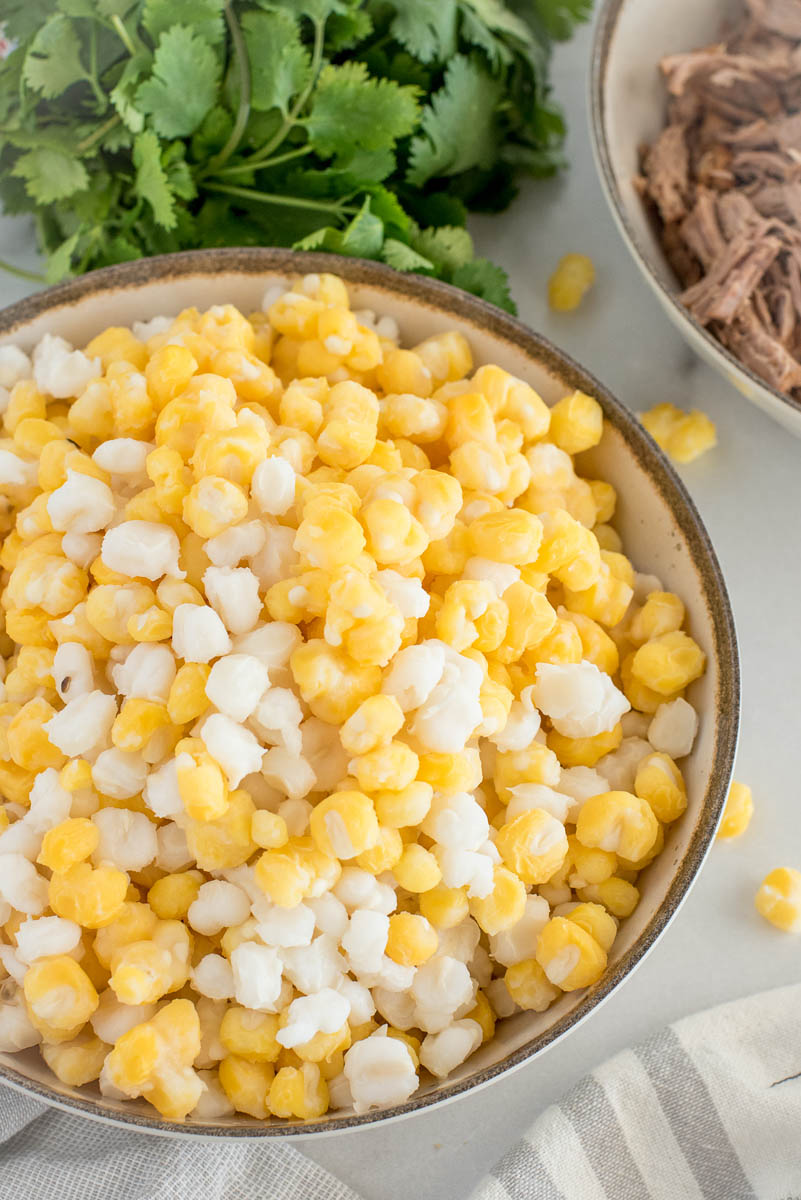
2, 13, 800, 1200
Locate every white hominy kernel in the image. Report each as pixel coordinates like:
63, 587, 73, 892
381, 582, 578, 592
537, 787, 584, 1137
90, 992, 156, 1044
102, 520, 183, 581
334, 868, 396, 915
435, 918, 481, 964
230, 942, 282, 1012
0, 995, 42, 1052
419, 1020, 482, 1079
0, 821, 41, 861
335, 977, 375, 1025
463, 557, 520, 597
92, 808, 157, 871
188, 881, 251, 936
205, 520, 266, 568
491, 685, 541, 752
112, 643, 176, 703
26, 769, 72, 833
193, 1070, 235, 1119
204, 654, 270, 723
155, 822, 192, 871
533, 661, 629, 739
633, 573, 664, 604
254, 902, 315, 949
92, 439, 152, 478
195, 996, 227, 1069
376, 570, 429, 619
251, 456, 296, 516
44, 690, 117, 758
506, 783, 571, 823
373, 986, 416, 1030
47, 471, 116, 535
435, 846, 493, 898
412, 956, 474, 1017
300, 718, 349, 792
621, 710, 652, 739
0, 945, 26, 984
263, 748, 316, 802
558, 765, 609, 822
15, 916, 81, 964
171, 604, 232, 664
307, 893, 349, 940
0, 856, 49, 915
53, 642, 95, 701
490, 895, 551, 968
249, 688, 304, 757
596, 737, 652, 792
233, 621, 301, 670
422, 793, 489, 852
485, 978, 519, 1019
202, 566, 261, 635
249, 524, 299, 589
91, 748, 148, 800
344, 1030, 418, 1114
409, 649, 483, 753
200, 713, 264, 788
33, 333, 100, 399
648, 697, 698, 759
277, 989, 350, 1048
381, 642, 445, 712
132, 315, 172, 340
143, 758, 183, 820
0, 345, 32, 389
280, 934, 345, 995
61, 531, 103, 568
0, 450, 36, 488
342, 910, 389, 976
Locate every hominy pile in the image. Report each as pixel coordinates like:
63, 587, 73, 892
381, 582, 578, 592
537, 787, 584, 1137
0, 273, 705, 1122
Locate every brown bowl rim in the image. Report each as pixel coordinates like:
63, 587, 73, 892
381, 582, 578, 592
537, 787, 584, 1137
0, 248, 740, 1136
589, 0, 801, 420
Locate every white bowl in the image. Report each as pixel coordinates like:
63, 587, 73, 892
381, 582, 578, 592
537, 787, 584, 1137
591, 0, 801, 435
0, 249, 739, 1136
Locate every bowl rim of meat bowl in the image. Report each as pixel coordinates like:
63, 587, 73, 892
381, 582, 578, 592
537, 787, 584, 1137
589, 0, 801, 422
0, 248, 740, 1137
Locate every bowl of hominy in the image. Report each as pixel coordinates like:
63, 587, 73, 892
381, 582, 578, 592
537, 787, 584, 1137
0, 249, 738, 1135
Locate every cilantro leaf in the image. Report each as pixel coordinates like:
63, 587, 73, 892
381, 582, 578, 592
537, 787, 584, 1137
22, 15, 87, 99
383, 0, 458, 63
11, 147, 89, 204
142, 0, 226, 46
381, 239, 434, 271
133, 129, 176, 229
461, 0, 534, 49
110, 52, 151, 134
409, 224, 474, 272
407, 56, 503, 186
294, 197, 384, 258
531, 0, 592, 41
253, 0, 352, 23
306, 62, 419, 167
136, 26, 220, 138
242, 11, 312, 114
45, 232, 80, 284
451, 257, 515, 311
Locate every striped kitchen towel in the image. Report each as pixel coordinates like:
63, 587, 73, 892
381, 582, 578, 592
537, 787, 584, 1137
2, 982, 801, 1199
476, 981, 801, 1200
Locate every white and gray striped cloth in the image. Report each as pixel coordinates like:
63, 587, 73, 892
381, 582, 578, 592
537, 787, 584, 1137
1, 982, 800, 1200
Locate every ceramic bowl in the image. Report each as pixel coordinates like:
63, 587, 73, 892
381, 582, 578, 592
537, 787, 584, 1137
591, 0, 801, 435
0, 249, 739, 1136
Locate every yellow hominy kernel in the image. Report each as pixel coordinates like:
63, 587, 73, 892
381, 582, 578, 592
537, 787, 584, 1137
49, 862, 129, 929
535, 916, 606, 990
394, 843, 442, 893
548, 254, 596, 312
147, 871, 204, 920
717, 781, 754, 840
640, 403, 717, 464
251, 809, 289, 850
634, 753, 687, 824
630, 631, 706, 696
755, 867, 801, 933
385, 912, 438, 966
505, 959, 562, 1011
37, 818, 99, 874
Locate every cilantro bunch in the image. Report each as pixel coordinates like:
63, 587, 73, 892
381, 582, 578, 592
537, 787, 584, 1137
0, 0, 591, 312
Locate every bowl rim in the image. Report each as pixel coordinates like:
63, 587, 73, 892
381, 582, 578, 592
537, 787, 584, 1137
0, 247, 740, 1137
589, 0, 801, 420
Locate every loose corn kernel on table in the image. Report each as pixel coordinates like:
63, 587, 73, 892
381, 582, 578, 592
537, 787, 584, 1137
1, 20, 800, 1200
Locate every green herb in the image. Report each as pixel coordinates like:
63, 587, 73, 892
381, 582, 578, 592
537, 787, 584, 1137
0, 0, 590, 312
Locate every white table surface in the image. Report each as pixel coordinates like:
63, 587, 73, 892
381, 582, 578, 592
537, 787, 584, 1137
2, 14, 800, 1199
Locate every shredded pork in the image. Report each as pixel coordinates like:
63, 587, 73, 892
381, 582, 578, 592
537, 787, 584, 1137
639, 0, 801, 398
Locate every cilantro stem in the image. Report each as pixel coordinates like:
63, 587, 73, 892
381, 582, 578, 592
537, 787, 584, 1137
0, 258, 46, 284
214, 145, 313, 177
111, 16, 137, 58
76, 113, 121, 155
255, 16, 326, 164
205, 1, 252, 176
205, 182, 356, 216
